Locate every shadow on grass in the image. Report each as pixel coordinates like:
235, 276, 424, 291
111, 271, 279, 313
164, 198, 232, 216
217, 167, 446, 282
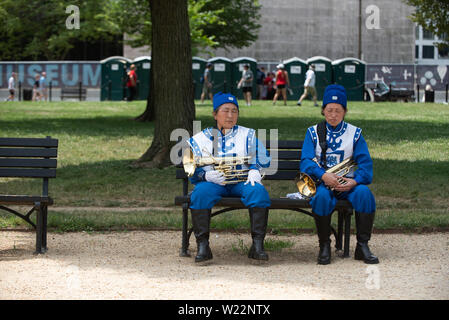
1, 115, 448, 142
0, 116, 154, 138
193, 115, 449, 143
0, 157, 447, 209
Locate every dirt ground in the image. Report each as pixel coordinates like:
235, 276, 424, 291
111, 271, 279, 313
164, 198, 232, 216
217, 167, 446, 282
0, 230, 448, 300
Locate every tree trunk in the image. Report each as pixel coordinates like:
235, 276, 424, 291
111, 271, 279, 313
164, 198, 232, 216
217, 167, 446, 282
135, 0, 195, 168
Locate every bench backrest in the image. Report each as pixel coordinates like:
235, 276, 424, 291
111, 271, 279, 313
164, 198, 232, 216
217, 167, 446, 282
175, 140, 302, 181
61, 88, 87, 94
0, 137, 58, 196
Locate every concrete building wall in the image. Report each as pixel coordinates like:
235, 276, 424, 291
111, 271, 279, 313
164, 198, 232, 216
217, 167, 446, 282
123, 0, 416, 63
208, 0, 415, 63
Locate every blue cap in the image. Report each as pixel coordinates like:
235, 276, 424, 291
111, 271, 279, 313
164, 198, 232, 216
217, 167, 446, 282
213, 92, 239, 111
322, 84, 347, 109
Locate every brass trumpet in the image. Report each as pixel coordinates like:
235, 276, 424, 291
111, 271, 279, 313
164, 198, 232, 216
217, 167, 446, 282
183, 148, 252, 184
295, 157, 357, 198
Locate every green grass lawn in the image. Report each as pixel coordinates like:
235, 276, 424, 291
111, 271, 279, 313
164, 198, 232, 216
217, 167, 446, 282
0, 99, 448, 231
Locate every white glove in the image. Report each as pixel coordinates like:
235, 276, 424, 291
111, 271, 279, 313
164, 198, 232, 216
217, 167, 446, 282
245, 169, 262, 186
205, 170, 226, 186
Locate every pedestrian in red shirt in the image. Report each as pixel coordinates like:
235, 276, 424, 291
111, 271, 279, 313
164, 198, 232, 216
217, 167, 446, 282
127, 64, 138, 101
272, 64, 290, 106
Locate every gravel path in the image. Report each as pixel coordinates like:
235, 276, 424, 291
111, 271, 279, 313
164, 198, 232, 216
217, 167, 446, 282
0, 231, 448, 300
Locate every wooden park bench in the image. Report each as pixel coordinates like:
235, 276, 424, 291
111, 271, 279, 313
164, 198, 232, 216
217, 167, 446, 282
61, 87, 87, 101
0, 137, 58, 254
175, 140, 354, 259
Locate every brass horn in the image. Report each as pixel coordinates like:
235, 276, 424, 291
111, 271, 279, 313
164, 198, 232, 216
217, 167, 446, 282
183, 148, 252, 184
295, 157, 357, 198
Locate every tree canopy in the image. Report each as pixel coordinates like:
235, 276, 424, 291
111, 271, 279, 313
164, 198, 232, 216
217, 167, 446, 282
0, 0, 121, 60
405, 0, 449, 49
113, 0, 261, 55
0, 0, 261, 60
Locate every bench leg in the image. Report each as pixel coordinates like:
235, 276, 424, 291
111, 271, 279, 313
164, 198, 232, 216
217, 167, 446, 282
180, 204, 191, 257
34, 203, 44, 254
343, 209, 353, 258
335, 210, 344, 254
42, 205, 48, 253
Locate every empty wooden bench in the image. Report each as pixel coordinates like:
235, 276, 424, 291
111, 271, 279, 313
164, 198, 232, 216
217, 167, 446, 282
0, 137, 58, 254
175, 140, 354, 259
61, 88, 87, 101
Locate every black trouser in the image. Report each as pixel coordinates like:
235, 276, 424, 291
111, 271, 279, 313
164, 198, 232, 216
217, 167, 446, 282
128, 86, 137, 101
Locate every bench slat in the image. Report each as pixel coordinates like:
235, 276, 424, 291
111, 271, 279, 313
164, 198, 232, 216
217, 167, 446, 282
274, 160, 300, 170
0, 148, 58, 158
175, 196, 351, 209
0, 195, 53, 205
276, 150, 301, 160
264, 171, 298, 180
0, 137, 58, 148
265, 140, 303, 149
61, 88, 87, 92
0, 158, 57, 168
0, 168, 56, 178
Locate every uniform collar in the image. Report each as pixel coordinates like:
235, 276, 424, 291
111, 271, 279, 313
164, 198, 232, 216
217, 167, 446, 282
326, 121, 344, 132
213, 125, 238, 137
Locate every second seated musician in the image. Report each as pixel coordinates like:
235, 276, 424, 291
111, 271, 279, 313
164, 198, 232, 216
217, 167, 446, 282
300, 84, 379, 265
188, 92, 271, 264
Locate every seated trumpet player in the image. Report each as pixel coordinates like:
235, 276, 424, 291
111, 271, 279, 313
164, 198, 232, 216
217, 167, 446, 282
300, 84, 378, 265
186, 92, 271, 263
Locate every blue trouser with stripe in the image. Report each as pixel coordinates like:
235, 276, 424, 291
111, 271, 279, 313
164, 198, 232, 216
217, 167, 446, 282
190, 181, 271, 210
310, 184, 376, 216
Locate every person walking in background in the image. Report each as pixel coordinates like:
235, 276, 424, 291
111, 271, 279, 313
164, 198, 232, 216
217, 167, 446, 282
32, 74, 41, 102
238, 64, 254, 106
272, 64, 290, 106
200, 63, 214, 104
126, 64, 138, 101
39, 72, 47, 102
256, 66, 266, 100
264, 71, 275, 100
297, 64, 318, 107
6, 72, 16, 101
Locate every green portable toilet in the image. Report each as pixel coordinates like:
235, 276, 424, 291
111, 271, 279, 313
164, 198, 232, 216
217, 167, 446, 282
192, 57, 207, 100
283, 57, 307, 101
332, 57, 366, 101
133, 56, 151, 100
231, 57, 257, 99
101, 56, 132, 101
208, 57, 232, 94
306, 56, 333, 100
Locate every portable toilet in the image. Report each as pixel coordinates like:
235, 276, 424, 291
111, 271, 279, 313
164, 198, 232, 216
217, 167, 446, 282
100, 56, 132, 101
208, 57, 232, 94
133, 56, 151, 100
192, 57, 207, 100
306, 56, 333, 100
332, 57, 366, 101
283, 57, 308, 101
231, 57, 257, 99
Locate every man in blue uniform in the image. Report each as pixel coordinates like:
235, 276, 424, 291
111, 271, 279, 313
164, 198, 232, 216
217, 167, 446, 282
188, 92, 271, 263
300, 84, 379, 265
